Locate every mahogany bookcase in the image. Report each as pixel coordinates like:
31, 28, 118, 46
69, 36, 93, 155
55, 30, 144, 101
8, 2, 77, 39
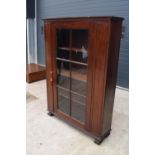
43, 16, 123, 144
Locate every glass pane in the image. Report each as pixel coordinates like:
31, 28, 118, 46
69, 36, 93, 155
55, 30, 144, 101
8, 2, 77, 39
57, 87, 70, 115
57, 29, 70, 47
71, 93, 86, 123
56, 59, 70, 115
72, 30, 88, 49
71, 50, 88, 64
57, 29, 70, 60
71, 63, 87, 96
57, 48, 70, 60
57, 60, 70, 89
56, 29, 71, 115
56, 28, 88, 123
71, 30, 88, 63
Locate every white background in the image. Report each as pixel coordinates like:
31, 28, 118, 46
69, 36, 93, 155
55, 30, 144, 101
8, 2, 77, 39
0, 0, 155, 154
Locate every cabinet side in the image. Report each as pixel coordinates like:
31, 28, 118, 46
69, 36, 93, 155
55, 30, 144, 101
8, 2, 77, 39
102, 19, 123, 135
90, 20, 111, 137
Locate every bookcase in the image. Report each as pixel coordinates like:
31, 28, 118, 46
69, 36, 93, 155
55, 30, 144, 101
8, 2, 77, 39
44, 16, 123, 144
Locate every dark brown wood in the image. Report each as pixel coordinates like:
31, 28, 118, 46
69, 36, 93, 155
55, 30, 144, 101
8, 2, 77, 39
26, 63, 46, 83
84, 22, 96, 131
90, 21, 111, 137
101, 20, 123, 135
44, 16, 123, 144
44, 22, 55, 113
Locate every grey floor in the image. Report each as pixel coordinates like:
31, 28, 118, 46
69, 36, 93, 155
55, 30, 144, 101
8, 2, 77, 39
26, 80, 129, 155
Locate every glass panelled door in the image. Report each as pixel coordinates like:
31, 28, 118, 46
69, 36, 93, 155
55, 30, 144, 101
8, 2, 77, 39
56, 29, 88, 123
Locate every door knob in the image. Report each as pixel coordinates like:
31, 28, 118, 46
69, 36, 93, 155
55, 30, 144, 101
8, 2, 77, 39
50, 71, 53, 84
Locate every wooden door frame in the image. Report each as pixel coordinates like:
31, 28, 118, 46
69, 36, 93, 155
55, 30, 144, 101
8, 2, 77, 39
46, 21, 96, 130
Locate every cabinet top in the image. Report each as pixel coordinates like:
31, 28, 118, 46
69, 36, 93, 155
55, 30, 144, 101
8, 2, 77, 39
43, 16, 124, 22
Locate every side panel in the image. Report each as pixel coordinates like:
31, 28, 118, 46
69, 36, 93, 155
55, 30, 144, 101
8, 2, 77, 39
102, 20, 123, 134
91, 21, 110, 136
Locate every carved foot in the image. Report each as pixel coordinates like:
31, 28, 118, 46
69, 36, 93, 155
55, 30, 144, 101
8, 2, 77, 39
94, 130, 111, 145
94, 138, 102, 145
48, 111, 54, 116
